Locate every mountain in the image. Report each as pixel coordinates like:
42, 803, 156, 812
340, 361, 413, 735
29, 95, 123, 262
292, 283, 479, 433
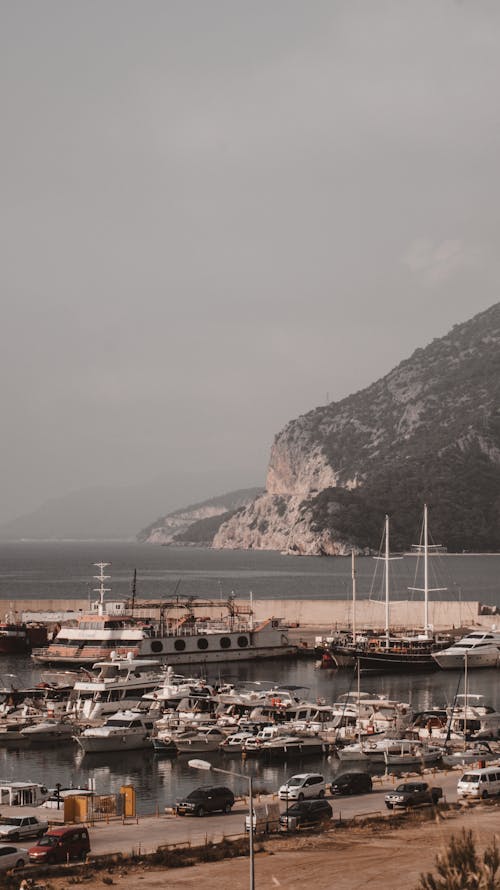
213, 302, 500, 554
138, 488, 264, 545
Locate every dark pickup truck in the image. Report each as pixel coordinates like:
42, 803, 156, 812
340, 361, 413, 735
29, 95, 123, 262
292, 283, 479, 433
385, 781, 443, 809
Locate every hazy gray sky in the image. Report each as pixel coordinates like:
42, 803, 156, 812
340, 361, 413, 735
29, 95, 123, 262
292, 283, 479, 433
2, 1, 500, 525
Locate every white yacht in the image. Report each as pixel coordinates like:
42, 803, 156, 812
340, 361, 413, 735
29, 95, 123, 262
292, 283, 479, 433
68, 653, 163, 720
431, 632, 500, 669
75, 710, 155, 754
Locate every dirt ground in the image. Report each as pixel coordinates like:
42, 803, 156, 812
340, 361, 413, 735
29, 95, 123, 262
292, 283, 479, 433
34, 806, 500, 890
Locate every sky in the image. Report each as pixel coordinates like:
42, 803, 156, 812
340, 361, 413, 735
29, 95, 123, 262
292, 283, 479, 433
2, 0, 500, 527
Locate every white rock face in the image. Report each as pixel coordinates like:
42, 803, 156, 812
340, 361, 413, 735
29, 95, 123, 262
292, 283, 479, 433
213, 493, 356, 555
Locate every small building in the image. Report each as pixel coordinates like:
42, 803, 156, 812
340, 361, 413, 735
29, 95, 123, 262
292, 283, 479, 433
0, 782, 48, 806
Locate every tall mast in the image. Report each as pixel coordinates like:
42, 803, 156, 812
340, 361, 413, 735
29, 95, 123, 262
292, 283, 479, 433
409, 504, 446, 637
385, 515, 390, 641
424, 504, 429, 634
351, 550, 356, 643
374, 515, 401, 643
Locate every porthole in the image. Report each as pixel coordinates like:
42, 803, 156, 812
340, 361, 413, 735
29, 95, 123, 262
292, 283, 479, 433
220, 637, 231, 649
237, 636, 249, 648
151, 640, 163, 653
197, 638, 209, 650
174, 639, 186, 651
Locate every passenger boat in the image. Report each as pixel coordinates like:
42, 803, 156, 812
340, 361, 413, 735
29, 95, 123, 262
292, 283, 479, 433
32, 563, 296, 667
75, 710, 155, 754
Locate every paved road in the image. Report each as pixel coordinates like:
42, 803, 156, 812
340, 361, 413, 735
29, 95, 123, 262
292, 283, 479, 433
86, 767, 464, 857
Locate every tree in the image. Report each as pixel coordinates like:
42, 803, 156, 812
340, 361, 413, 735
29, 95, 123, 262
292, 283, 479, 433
418, 830, 500, 890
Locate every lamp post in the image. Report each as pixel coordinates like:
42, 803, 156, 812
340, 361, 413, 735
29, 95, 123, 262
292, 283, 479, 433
188, 758, 254, 890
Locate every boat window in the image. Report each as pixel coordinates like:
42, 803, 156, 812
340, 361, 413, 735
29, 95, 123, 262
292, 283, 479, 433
151, 641, 163, 653
197, 639, 209, 650
237, 636, 249, 648
220, 637, 231, 649
174, 639, 186, 651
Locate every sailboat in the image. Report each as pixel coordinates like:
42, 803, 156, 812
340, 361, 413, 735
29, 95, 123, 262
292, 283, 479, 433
329, 507, 450, 673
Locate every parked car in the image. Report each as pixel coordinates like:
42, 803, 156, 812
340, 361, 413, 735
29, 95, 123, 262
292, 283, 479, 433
331, 772, 373, 796
279, 799, 332, 831
385, 782, 443, 809
279, 773, 326, 802
0, 843, 29, 871
28, 826, 90, 864
176, 785, 235, 816
0, 815, 48, 841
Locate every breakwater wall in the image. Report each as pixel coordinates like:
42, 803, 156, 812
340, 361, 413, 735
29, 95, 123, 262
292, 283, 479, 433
7, 598, 498, 631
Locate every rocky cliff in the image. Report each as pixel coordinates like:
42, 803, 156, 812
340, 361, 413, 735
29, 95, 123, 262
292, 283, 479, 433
213, 302, 500, 554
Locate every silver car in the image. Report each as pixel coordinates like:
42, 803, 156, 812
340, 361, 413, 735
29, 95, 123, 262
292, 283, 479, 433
0, 843, 29, 871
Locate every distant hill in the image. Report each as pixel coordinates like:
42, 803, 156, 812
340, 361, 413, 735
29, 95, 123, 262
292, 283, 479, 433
138, 488, 264, 545
0, 475, 260, 542
214, 302, 500, 554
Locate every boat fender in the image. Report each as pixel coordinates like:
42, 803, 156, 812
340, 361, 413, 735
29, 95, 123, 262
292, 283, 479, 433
367, 725, 375, 735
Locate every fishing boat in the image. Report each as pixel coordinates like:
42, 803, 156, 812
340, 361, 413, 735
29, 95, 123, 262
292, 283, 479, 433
382, 740, 444, 767
0, 618, 47, 655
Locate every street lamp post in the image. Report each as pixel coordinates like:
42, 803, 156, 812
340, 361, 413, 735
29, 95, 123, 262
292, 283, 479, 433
188, 759, 254, 890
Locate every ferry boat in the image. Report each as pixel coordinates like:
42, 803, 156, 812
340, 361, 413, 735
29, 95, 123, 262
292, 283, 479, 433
31, 563, 296, 667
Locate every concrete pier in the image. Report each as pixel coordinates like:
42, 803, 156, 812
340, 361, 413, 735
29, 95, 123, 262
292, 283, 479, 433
7, 597, 497, 632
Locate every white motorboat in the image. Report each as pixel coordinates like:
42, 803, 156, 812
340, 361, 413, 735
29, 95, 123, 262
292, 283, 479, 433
442, 742, 500, 767
431, 632, 500, 669
20, 718, 77, 744
173, 725, 227, 754
219, 731, 255, 753
75, 710, 155, 754
338, 737, 424, 763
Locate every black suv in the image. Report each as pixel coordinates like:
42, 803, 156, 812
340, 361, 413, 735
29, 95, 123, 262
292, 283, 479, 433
176, 785, 235, 817
279, 798, 332, 831
331, 772, 373, 796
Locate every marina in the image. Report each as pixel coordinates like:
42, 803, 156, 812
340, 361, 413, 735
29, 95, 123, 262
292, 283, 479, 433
0, 542, 500, 816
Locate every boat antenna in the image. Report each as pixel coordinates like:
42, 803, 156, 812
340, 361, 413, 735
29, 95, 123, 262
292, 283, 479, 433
93, 562, 111, 616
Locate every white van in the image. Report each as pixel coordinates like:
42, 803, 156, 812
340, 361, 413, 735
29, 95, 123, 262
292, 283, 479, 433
457, 766, 500, 800
279, 773, 326, 801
